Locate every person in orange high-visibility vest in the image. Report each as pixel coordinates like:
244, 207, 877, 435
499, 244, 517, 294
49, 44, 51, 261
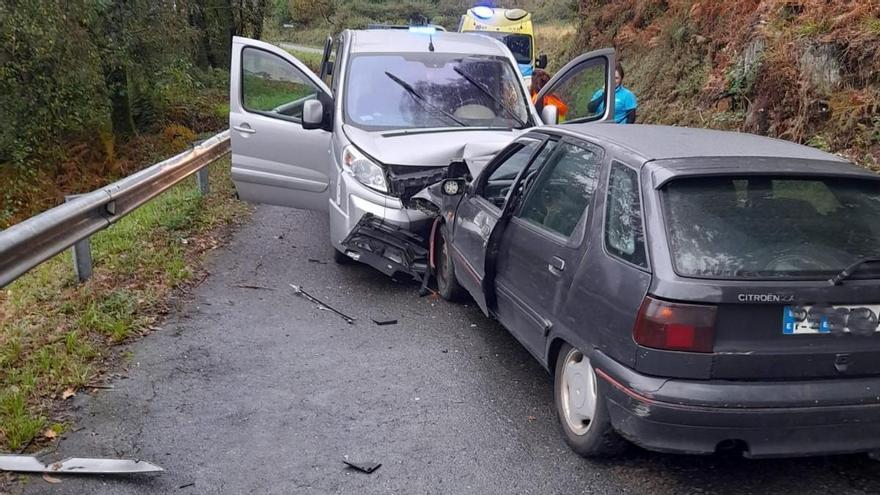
530, 69, 569, 122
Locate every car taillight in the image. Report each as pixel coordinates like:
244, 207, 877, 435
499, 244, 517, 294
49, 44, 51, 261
633, 296, 717, 353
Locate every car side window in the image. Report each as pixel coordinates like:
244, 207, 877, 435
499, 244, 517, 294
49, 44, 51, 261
605, 162, 647, 268
517, 142, 601, 237
479, 140, 540, 208
241, 47, 319, 122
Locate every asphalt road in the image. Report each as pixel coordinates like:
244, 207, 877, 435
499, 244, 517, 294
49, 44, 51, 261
16, 206, 880, 494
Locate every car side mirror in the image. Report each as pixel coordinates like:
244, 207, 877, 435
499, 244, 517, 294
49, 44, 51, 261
536, 54, 548, 69
303, 100, 324, 129
441, 178, 467, 196
541, 104, 559, 125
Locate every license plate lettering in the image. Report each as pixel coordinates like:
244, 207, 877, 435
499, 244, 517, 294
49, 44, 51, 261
783, 304, 880, 335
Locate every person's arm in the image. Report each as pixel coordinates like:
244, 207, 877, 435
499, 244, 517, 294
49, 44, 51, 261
587, 94, 603, 113
587, 89, 604, 113
621, 90, 637, 124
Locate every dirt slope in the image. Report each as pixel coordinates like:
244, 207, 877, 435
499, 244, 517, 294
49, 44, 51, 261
574, 0, 879, 167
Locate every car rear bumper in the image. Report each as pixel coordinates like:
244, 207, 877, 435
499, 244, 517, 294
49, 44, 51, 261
592, 351, 880, 458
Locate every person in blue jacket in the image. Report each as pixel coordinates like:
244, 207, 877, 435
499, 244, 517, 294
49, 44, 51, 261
587, 63, 637, 124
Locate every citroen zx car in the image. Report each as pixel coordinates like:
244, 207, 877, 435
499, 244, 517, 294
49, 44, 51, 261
428, 124, 880, 458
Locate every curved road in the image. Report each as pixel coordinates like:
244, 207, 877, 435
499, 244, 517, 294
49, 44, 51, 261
18, 206, 880, 494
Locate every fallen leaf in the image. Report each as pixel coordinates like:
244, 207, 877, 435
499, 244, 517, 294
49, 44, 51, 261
527, 416, 537, 422
62, 388, 76, 400
42, 474, 62, 484
43, 429, 58, 439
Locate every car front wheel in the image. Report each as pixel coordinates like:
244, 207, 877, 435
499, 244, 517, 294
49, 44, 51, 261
554, 343, 627, 457
436, 225, 465, 301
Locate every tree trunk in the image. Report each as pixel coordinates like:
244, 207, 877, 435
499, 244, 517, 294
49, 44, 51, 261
105, 64, 135, 138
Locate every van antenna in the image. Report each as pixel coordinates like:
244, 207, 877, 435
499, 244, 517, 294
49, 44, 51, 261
428, 34, 435, 52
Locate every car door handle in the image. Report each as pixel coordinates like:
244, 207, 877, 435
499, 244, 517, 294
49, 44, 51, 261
232, 124, 256, 134
548, 256, 565, 276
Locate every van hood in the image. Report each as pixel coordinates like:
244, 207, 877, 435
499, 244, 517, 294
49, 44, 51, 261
342, 125, 518, 169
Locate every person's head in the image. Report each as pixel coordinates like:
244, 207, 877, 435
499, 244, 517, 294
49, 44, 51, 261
531, 69, 551, 94
615, 63, 625, 88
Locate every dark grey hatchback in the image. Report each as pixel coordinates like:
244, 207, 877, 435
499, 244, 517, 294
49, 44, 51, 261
429, 124, 880, 458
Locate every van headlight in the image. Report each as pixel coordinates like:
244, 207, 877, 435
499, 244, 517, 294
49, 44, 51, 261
342, 145, 388, 193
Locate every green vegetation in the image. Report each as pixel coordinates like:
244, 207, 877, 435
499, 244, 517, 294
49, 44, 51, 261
0, 1, 269, 228
573, 0, 880, 168
0, 158, 250, 451
285, 48, 324, 73
269, 0, 578, 47
243, 73, 316, 111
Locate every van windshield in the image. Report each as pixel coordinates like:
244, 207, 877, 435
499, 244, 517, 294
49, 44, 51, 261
344, 53, 531, 131
468, 32, 532, 65
661, 176, 880, 279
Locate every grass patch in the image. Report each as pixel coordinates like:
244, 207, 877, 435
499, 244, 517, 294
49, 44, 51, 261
0, 156, 250, 452
285, 48, 324, 74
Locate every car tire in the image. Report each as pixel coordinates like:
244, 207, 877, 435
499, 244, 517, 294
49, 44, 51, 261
436, 225, 466, 302
333, 246, 353, 265
554, 343, 627, 458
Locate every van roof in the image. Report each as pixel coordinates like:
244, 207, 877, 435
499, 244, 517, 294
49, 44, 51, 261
348, 29, 510, 56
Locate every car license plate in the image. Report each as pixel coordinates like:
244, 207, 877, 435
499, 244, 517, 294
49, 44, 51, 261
783, 304, 880, 335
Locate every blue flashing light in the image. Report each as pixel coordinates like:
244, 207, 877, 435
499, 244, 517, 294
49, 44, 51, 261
472, 6, 494, 19
409, 26, 437, 35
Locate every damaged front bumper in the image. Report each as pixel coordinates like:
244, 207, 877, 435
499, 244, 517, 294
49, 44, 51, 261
341, 213, 432, 282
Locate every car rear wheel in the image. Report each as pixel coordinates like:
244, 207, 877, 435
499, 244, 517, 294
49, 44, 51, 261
436, 225, 465, 301
554, 344, 627, 457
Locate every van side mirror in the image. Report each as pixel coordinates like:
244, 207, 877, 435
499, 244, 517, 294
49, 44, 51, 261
441, 178, 467, 196
303, 100, 324, 129
536, 54, 548, 69
541, 104, 559, 125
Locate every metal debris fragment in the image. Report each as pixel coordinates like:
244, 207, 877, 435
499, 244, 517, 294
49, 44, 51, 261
0, 455, 163, 474
343, 459, 381, 474
372, 318, 398, 326
290, 284, 355, 324
231, 284, 274, 291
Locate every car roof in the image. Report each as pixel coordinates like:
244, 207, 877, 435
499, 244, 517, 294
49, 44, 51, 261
545, 124, 846, 162
347, 29, 509, 56
536, 124, 880, 186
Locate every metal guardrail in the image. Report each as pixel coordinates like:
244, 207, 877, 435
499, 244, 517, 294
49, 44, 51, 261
0, 130, 231, 288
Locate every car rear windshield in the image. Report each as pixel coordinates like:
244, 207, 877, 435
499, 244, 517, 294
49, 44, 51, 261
661, 176, 880, 279
344, 53, 530, 131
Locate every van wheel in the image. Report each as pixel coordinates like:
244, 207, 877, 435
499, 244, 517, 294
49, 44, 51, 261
333, 246, 353, 265
436, 225, 465, 301
554, 344, 627, 457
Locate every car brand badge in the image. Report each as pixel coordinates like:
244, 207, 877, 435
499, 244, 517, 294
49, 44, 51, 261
737, 293, 795, 303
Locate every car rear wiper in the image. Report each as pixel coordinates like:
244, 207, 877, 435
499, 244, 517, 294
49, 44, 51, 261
452, 66, 528, 128
828, 256, 880, 286
384, 71, 465, 127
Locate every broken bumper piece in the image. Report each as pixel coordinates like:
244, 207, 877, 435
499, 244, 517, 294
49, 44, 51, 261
0, 455, 163, 474
341, 213, 429, 281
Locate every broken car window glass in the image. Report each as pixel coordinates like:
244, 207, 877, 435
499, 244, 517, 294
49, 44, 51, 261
662, 176, 880, 279
605, 162, 647, 268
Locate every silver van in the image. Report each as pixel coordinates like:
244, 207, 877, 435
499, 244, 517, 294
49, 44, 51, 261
229, 28, 618, 273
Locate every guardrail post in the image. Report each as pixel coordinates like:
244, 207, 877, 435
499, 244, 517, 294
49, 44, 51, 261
65, 195, 93, 283
196, 168, 209, 195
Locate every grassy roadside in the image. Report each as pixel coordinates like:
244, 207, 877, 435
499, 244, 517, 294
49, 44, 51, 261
0, 156, 251, 453
284, 48, 323, 73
